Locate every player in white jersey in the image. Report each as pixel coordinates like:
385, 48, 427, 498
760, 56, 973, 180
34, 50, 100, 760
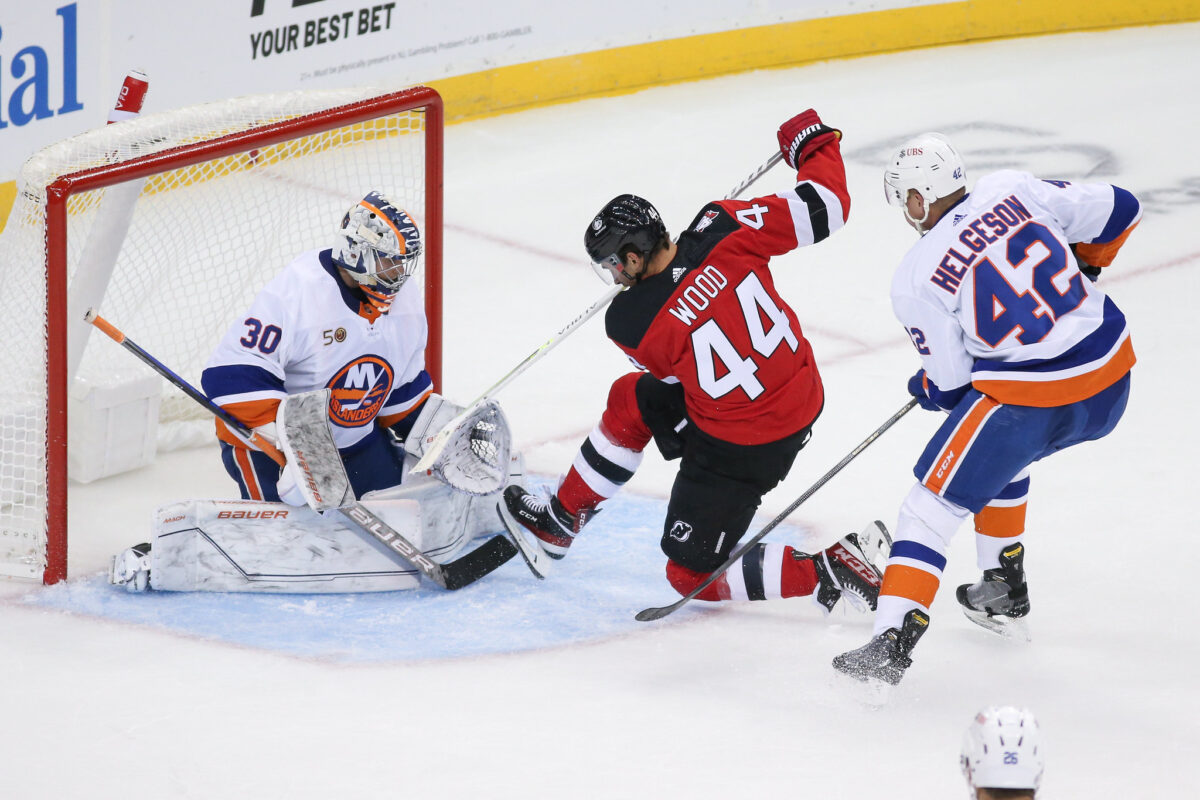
833, 133, 1139, 685
109, 192, 522, 593
202, 190, 432, 503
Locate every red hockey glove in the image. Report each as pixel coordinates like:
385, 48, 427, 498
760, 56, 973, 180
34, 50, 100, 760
777, 110, 842, 170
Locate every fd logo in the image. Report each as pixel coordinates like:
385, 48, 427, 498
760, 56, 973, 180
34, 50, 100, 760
669, 520, 693, 542
326, 355, 394, 427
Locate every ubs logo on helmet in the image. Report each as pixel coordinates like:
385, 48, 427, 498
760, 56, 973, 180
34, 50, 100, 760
326, 355, 394, 427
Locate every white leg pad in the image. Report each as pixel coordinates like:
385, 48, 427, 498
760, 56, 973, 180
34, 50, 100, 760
149, 498, 440, 593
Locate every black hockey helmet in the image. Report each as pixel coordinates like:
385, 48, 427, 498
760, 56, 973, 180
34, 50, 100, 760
584, 194, 668, 285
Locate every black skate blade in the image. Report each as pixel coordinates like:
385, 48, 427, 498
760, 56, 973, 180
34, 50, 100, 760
495, 501, 550, 580
961, 606, 1032, 642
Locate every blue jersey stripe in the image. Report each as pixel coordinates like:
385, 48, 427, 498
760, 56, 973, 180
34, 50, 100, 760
201, 363, 285, 400
384, 370, 433, 408
973, 297, 1125, 376
927, 380, 970, 411
891, 539, 948, 571
994, 476, 1030, 500
1095, 186, 1140, 243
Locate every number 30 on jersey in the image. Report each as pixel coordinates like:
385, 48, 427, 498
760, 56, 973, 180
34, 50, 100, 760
691, 273, 798, 400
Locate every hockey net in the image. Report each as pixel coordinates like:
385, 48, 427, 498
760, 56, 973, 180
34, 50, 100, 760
0, 85, 443, 584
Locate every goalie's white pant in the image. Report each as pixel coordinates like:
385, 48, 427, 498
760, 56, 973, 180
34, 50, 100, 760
148, 470, 510, 593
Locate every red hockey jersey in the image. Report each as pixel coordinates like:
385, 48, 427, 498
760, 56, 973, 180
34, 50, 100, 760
604, 147, 849, 445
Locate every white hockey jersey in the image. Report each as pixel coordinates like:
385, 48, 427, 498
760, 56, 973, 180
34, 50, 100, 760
892, 170, 1140, 407
202, 248, 431, 450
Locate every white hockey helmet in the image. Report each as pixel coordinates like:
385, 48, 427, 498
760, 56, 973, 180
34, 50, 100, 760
960, 706, 1044, 795
332, 191, 422, 293
883, 132, 966, 227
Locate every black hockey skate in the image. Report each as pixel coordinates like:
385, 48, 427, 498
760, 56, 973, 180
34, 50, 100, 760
497, 485, 597, 580
956, 542, 1031, 641
808, 521, 892, 613
832, 609, 930, 686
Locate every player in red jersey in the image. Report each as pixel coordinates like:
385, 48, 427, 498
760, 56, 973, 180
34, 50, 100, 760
499, 110, 889, 613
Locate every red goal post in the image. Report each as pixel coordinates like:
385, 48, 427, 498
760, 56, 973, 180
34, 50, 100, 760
1, 85, 443, 584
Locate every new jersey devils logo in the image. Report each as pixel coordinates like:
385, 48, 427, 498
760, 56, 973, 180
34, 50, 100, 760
326, 355, 394, 427
669, 520, 693, 542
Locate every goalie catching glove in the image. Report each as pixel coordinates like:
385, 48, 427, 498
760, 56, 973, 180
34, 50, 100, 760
777, 109, 842, 170
403, 394, 513, 496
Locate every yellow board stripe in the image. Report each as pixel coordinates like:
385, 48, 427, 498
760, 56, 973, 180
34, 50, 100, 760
423, 0, 1199, 125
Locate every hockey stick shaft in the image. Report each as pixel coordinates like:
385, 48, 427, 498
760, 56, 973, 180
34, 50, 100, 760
409, 282, 622, 475
85, 308, 286, 465
724, 152, 784, 201
410, 149, 785, 477
634, 398, 920, 622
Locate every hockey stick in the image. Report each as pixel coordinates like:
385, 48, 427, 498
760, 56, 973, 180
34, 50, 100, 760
634, 398, 920, 622
726, 152, 784, 202
409, 149, 786, 479
85, 309, 286, 464
408, 282, 623, 478
86, 310, 516, 591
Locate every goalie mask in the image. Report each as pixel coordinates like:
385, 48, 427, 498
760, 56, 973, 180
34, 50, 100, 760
883, 132, 966, 230
584, 194, 668, 287
333, 191, 422, 298
960, 706, 1044, 795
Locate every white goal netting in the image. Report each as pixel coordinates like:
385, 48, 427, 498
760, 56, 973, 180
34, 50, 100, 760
0, 85, 440, 581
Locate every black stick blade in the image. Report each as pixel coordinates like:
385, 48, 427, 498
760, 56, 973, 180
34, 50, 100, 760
634, 604, 677, 622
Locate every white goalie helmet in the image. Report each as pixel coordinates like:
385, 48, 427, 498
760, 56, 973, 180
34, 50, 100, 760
960, 706, 1044, 795
332, 191, 422, 294
883, 132, 966, 227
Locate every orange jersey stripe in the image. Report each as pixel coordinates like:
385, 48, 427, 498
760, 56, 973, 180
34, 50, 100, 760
376, 387, 433, 430
213, 398, 281, 449
218, 398, 281, 430
923, 395, 1000, 496
973, 337, 1135, 407
974, 502, 1027, 538
880, 564, 940, 608
1075, 221, 1139, 268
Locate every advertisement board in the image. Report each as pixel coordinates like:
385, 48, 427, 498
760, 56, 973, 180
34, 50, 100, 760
0, 0, 1194, 219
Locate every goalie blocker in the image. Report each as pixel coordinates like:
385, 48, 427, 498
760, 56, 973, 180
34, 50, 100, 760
111, 393, 531, 592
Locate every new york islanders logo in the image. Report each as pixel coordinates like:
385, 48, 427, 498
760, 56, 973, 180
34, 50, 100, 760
326, 355, 394, 427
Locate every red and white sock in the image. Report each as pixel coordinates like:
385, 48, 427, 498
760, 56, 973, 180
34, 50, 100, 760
664, 544, 820, 601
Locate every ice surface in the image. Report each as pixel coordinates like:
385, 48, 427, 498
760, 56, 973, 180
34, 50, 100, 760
2, 22, 1198, 799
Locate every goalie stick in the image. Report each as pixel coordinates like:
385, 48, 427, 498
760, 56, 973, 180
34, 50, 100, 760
635, 398, 919, 622
86, 310, 516, 591
409, 149, 787, 479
